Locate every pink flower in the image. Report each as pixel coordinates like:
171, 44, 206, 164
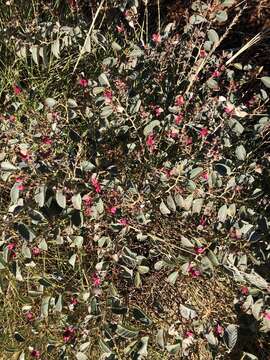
116, 24, 124, 33
109, 206, 117, 215
199, 128, 208, 137
175, 113, 183, 125
32, 247, 41, 256
224, 106, 234, 115
84, 207, 92, 217
70, 297, 78, 306
199, 216, 207, 226
241, 287, 249, 296
215, 324, 224, 336
79, 78, 88, 88
185, 137, 193, 145
42, 136, 52, 145
13, 84, 22, 95
17, 184, 25, 191
188, 264, 201, 278
175, 95, 185, 106
154, 106, 164, 117
200, 49, 207, 58
26, 311, 34, 321
146, 134, 156, 152
19, 150, 31, 161
212, 70, 221, 78
9, 115, 16, 122
119, 218, 128, 226
185, 330, 193, 338
202, 172, 208, 180
63, 327, 75, 343
194, 246, 205, 254
92, 273, 101, 287
30, 350, 41, 359
15, 177, 24, 183
7, 243, 16, 251
104, 89, 113, 103
82, 194, 92, 206
152, 33, 161, 44
168, 129, 178, 139
91, 177, 101, 193
263, 311, 270, 320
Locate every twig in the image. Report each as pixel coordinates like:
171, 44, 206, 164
72, 0, 105, 74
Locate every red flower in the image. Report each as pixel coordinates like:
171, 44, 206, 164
79, 78, 88, 88
116, 24, 124, 33
119, 218, 128, 226
187, 264, 201, 278
7, 243, 16, 251
92, 273, 101, 287
82, 194, 92, 206
175, 113, 183, 125
185, 330, 193, 338
199, 128, 208, 137
152, 33, 161, 44
32, 247, 41, 256
42, 136, 52, 145
30, 350, 41, 359
103, 89, 113, 103
91, 177, 101, 193
215, 324, 224, 336
212, 70, 221, 78
200, 49, 207, 58
194, 246, 205, 254
13, 84, 22, 95
63, 327, 75, 343
146, 134, 156, 152
175, 95, 185, 106
25, 311, 34, 321
241, 287, 249, 296
154, 106, 164, 117
109, 206, 117, 215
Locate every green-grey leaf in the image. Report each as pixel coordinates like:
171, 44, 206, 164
1, 161, 18, 171
261, 76, 270, 88
189, 14, 206, 25
69, 254, 77, 268
166, 271, 179, 285
116, 325, 139, 339
56, 189, 66, 208
143, 120, 160, 137
160, 200, 171, 215
192, 198, 204, 214
72, 194, 82, 210
38, 239, 48, 251
235, 145, 246, 161
132, 307, 152, 326
166, 194, 176, 212
224, 324, 238, 349
98, 73, 110, 87
216, 10, 228, 22
45, 98, 57, 108
207, 29, 219, 44
41, 296, 50, 318
218, 204, 227, 222
55, 294, 62, 312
